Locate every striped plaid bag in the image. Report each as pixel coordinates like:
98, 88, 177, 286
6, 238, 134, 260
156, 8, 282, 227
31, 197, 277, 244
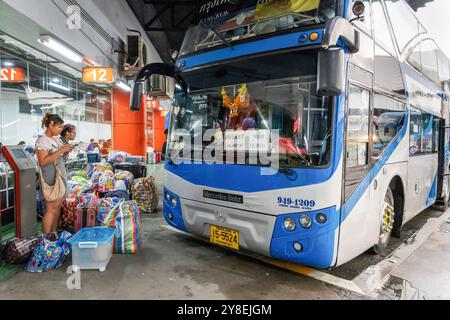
98, 199, 141, 254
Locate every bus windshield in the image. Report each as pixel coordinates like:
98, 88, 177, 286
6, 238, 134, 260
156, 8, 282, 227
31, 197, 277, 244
169, 51, 333, 168
180, 0, 338, 56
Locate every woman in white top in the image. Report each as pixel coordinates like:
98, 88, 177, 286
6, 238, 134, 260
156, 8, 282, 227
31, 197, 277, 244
35, 113, 73, 236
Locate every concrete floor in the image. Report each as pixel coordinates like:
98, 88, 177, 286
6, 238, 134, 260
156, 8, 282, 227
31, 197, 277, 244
0, 214, 344, 300
390, 220, 450, 299
0, 165, 345, 299
1, 164, 450, 300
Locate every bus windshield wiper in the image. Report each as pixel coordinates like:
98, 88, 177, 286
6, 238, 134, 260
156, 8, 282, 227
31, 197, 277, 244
204, 21, 234, 49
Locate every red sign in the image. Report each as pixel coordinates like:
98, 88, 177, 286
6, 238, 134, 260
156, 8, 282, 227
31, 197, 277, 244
0, 68, 26, 83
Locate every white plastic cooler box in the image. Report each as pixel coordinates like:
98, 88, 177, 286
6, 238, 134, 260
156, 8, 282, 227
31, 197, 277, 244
70, 227, 116, 272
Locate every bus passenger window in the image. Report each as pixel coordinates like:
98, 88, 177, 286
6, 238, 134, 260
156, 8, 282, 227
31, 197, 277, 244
372, 94, 406, 158
409, 109, 440, 157
410, 108, 422, 156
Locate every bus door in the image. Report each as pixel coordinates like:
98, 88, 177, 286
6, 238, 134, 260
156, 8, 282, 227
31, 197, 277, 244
341, 80, 375, 257
437, 99, 450, 204
344, 83, 371, 202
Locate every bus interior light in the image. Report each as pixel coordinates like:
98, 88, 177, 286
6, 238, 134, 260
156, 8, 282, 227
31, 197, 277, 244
283, 218, 296, 232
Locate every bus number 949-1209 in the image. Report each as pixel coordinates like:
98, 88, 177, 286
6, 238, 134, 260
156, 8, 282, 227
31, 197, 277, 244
277, 197, 316, 209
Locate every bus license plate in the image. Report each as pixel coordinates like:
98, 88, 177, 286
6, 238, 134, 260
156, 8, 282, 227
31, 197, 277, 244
210, 225, 239, 250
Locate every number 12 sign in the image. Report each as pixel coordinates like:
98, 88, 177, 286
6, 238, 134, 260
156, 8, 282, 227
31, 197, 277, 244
82, 67, 114, 84
0, 68, 26, 83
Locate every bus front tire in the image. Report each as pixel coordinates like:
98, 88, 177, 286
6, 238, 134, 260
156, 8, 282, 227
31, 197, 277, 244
371, 187, 395, 255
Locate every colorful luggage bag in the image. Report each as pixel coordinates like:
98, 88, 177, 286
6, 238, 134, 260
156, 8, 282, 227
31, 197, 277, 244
59, 197, 79, 230
98, 199, 141, 254
113, 163, 147, 179
131, 177, 158, 214
25, 231, 72, 273
98, 170, 115, 193
114, 170, 134, 190
3, 236, 40, 264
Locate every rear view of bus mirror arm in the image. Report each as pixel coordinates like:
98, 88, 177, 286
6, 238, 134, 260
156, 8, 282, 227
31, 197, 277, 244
134, 63, 175, 83
130, 63, 176, 112
322, 17, 360, 54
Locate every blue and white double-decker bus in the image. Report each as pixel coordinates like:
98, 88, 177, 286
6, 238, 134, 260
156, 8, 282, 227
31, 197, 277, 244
130, 0, 450, 268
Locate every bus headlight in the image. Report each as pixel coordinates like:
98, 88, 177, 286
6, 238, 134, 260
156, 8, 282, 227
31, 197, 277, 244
283, 218, 296, 232
299, 215, 312, 229
165, 192, 171, 202
293, 242, 303, 252
316, 213, 327, 224
171, 198, 178, 207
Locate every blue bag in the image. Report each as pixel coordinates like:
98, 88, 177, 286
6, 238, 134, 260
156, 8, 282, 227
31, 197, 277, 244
25, 231, 72, 273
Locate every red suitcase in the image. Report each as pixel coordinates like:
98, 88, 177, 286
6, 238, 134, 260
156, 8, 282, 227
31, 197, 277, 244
73, 205, 98, 234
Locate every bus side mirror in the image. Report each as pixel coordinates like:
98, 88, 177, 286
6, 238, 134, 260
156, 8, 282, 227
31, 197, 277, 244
130, 82, 143, 111
317, 48, 345, 96
129, 63, 175, 112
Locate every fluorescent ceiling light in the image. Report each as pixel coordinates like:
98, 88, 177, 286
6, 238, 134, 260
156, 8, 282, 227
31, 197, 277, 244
3, 62, 14, 67
116, 80, 131, 92
48, 82, 70, 92
38, 35, 83, 63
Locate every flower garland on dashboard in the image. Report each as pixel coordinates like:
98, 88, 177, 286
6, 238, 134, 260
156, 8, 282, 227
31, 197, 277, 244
221, 84, 250, 118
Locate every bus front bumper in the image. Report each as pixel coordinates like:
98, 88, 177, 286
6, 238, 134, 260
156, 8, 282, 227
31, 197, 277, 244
163, 188, 338, 269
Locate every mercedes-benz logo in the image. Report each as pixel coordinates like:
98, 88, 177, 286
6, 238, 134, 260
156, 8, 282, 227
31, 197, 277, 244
216, 211, 225, 223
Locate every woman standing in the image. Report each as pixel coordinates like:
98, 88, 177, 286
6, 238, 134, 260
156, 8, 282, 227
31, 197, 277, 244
60, 124, 77, 161
35, 113, 73, 236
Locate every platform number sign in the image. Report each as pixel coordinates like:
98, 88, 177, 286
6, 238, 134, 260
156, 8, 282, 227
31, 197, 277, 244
82, 67, 114, 84
0, 68, 26, 83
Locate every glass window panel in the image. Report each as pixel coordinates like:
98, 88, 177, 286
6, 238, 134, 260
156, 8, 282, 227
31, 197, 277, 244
1, 40, 112, 148
374, 44, 405, 94
410, 108, 422, 156
346, 142, 368, 167
372, 0, 396, 54
432, 116, 439, 153
420, 40, 439, 85
372, 94, 406, 158
347, 85, 370, 141
384, 0, 421, 53
437, 50, 450, 90
409, 108, 439, 156
407, 42, 422, 72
